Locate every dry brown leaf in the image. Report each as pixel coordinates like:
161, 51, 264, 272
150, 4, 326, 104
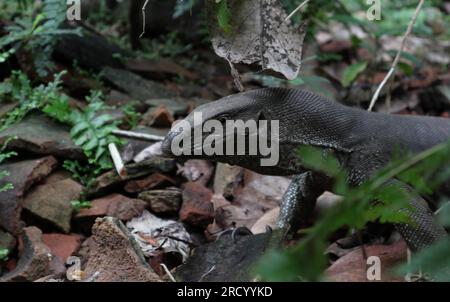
207, 0, 307, 80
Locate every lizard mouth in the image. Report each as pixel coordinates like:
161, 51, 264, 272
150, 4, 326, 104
161, 128, 181, 157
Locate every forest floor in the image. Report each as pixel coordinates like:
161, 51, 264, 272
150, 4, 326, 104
1, 1, 450, 282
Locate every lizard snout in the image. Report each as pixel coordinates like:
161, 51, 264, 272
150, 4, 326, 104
161, 127, 182, 157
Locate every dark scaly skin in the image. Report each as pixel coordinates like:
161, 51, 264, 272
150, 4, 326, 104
162, 88, 450, 252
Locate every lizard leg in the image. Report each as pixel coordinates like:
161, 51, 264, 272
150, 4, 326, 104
276, 171, 330, 233
386, 179, 447, 252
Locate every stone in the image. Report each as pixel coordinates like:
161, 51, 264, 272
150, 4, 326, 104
42, 234, 82, 263
175, 233, 271, 281
213, 169, 290, 230
22, 178, 83, 233
83, 217, 161, 282
55, 30, 125, 72
74, 194, 146, 232
179, 160, 215, 186
124, 172, 176, 193
0, 113, 84, 160
213, 163, 244, 198
0, 230, 16, 251
0, 156, 58, 235
325, 241, 407, 282
180, 182, 214, 229
0, 227, 53, 282
125, 58, 198, 81
85, 157, 176, 199
250, 207, 279, 234
144, 104, 174, 127
138, 188, 182, 215
145, 98, 190, 116
101, 67, 174, 101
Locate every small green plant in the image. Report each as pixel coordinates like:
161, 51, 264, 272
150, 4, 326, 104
71, 200, 92, 212
0, 137, 18, 193
69, 90, 124, 171
122, 104, 140, 129
0, 71, 123, 186
0, 0, 81, 77
138, 31, 192, 60
257, 140, 450, 281
0, 248, 9, 262
0, 70, 67, 132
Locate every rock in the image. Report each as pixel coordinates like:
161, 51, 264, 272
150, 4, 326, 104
22, 179, 83, 233
102, 67, 174, 101
145, 98, 190, 116
175, 233, 271, 281
124, 172, 176, 193
179, 160, 215, 186
125, 58, 198, 81
180, 182, 214, 229
54, 30, 125, 72
42, 234, 82, 263
0, 113, 84, 160
213, 163, 244, 199
141, 105, 174, 127
0, 156, 58, 235
420, 85, 450, 112
0, 227, 53, 282
138, 188, 182, 215
325, 241, 407, 282
127, 210, 192, 261
0, 230, 16, 251
83, 217, 161, 282
74, 194, 146, 232
250, 207, 279, 234
214, 170, 290, 230
105, 89, 135, 107
43, 170, 72, 184
85, 157, 176, 199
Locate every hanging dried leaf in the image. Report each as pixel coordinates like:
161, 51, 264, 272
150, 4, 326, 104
207, 0, 307, 80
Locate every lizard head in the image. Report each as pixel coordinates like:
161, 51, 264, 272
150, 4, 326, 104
162, 88, 308, 175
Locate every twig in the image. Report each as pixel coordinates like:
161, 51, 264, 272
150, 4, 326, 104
367, 0, 425, 111
139, 0, 150, 39
112, 129, 165, 142
160, 263, 176, 282
108, 143, 126, 178
284, 0, 311, 23
199, 265, 216, 281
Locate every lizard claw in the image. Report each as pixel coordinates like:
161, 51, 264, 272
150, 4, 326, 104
215, 226, 253, 243
231, 226, 253, 242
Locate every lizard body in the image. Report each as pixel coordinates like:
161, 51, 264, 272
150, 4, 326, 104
162, 88, 450, 251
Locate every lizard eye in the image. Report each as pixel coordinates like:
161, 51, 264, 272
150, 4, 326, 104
216, 114, 230, 123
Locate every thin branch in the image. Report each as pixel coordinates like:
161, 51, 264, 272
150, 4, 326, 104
160, 263, 176, 282
112, 129, 165, 142
139, 0, 150, 39
108, 143, 126, 178
284, 0, 311, 23
368, 0, 425, 111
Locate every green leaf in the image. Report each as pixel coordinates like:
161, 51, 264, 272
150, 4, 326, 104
341, 61, 368, 87
217, 0, 232, 33
0, 248, 9, 261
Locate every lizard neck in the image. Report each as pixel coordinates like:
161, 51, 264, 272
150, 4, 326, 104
260, 88, 359, 154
